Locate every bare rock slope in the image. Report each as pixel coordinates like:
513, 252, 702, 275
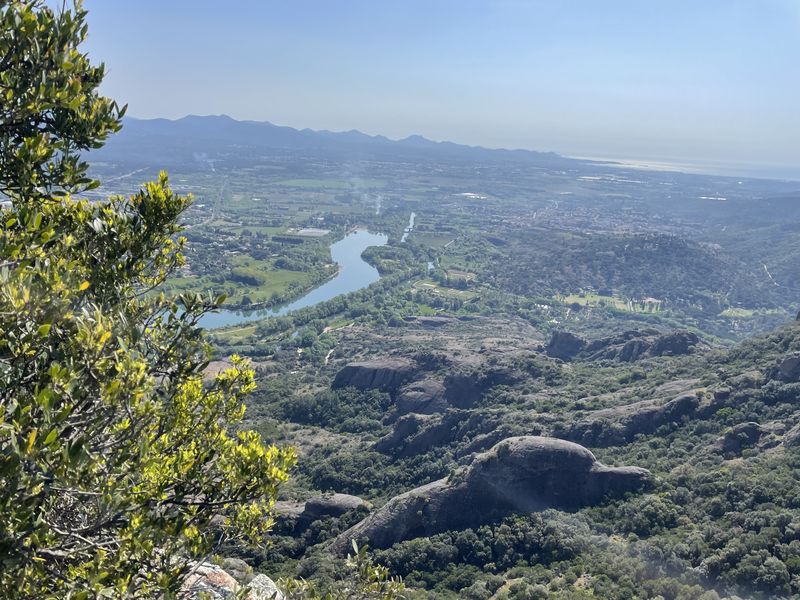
332, 358, 416, 391
332, 436, 651, 552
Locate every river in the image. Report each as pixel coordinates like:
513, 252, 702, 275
200, 229, 388, 330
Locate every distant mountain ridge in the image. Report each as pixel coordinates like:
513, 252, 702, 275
92, 114, 587, 168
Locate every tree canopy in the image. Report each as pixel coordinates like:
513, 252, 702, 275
0, 2, 295, 597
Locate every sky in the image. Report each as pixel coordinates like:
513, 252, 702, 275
82, 1, 800, 178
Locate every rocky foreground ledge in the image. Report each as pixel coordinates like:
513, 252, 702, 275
181, 560, 283, 599
331, 436, 651, 553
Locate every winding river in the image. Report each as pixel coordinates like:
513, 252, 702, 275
200, 229, 388, 330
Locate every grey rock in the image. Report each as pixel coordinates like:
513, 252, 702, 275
332, 358, 416, 392
302, 493, 368, 521
727, 370, 763, 389
649, 331, 701, 356
713, 387, 732, 402
276, 494, 368, 529
374, 413, 434, 452
394, 378, 449, 416
581, 329, 703, 362
545, 331, 587, 360
245, 574, 284, 600
782, 422, 800, 448
617, 338, 651, 362
772, 354, 800, 383
332, 436, 650, 551
583, 329, 660, 356
562, 390, 701, 447
397, 410, 470, 457
714, 422, 765, 456
443, 367, 519, 408
221, 557, 252, 584
376, 409, 504, 458
273, 500, 305, 520
183, 562, 284, 600
182, 563, 239, 599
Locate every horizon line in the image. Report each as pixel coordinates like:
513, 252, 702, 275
121, 113, 800, 183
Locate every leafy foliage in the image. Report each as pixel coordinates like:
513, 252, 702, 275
281, 543, 406, 600
0, 0, 122, 199
0, 2, 295, 597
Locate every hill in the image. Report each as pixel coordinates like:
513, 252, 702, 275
92, 114, 587, 169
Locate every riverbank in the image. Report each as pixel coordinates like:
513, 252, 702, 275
200, 229, 388, 330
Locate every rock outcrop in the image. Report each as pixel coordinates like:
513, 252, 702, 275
332, 358, 416, 392
545, 331, 587, 360
375, 409, 469, 457
246, 575, 284, 600
443, 367, 519, 408
275, 493, 369, 527
579, 329, 704, 362
770, 353, 800, 383
560, 390, 702, 447
374, 413, 434, 453
394, 378, 449, 416
302, 493, 368, 521
783, 422, 800, 448
332, 436, 651, 552
649, 331, 702, 357
181, 562, 283, 600
220, 558, 252, 584
714, 422, 766, 456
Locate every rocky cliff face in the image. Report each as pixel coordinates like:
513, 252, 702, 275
544, 331, 587, 360
393, 378, 448, 416
559, 390, 704, 447
331, 436, 651, 552
332, 358, 417, 392
545, 329, 705, 363
770, 353, 800, 382
275, 492, 369, 528
443, 366, 520, 408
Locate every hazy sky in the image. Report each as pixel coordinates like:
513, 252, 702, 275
82, 1, 799, 175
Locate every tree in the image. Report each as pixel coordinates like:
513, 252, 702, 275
282, 543, 406, 600
0, 2, 295, 598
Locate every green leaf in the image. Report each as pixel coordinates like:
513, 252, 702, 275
44, 429, 58, 446
26, 429, 37, 453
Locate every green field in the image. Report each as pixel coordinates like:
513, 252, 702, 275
211, 323, 260, 343
719, 307, 786, 319
413, 279, 477, 300
223, 225, 286, 235
164, 258, 316, 306
559, 291, 662, 313
719, 307, 756, 318
409, 232, 455, 248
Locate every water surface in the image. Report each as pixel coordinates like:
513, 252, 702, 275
201, 229, 388, 329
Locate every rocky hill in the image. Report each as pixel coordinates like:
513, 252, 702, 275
235, 313, 800, 599
332, 436, 651, 552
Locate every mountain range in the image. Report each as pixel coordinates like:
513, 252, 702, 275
93, 114, 588, 169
